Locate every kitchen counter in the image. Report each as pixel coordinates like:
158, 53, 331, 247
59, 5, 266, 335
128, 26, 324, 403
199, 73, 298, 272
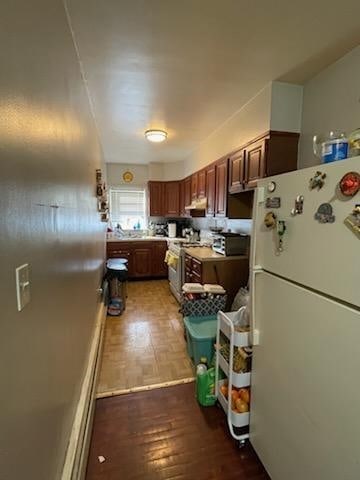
184, 246, 248, 262
107, 236, 184, 243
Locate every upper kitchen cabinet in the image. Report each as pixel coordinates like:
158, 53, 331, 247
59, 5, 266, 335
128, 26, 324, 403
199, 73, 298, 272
197, 169, 206, 198
229, 149, 245, 193
184, 176, 192, 208
205, 163, 216, 216
215, 157, 228, 217
164, 181, 180, 217
243, 131, 299, 190
191, 173, 198, 201
148, 181, 164, 216
244, 138, 267, 189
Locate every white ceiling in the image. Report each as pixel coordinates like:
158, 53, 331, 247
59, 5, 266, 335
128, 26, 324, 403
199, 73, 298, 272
66, 0, 360, 164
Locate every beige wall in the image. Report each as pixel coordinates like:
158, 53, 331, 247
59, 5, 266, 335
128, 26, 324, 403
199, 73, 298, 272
107, 163, 149, 188
0, 1, 105, 479
107, 160, 185, 187
299, 45, 360, 168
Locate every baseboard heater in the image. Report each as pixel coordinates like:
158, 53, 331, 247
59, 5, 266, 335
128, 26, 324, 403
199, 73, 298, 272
61, 293, 107, 480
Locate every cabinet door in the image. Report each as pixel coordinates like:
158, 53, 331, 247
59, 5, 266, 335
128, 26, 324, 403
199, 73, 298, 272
205, 164, 216, 217
152, 242, 168, 277
198, 169, 206, 198
215, 158, 228, 217
229, 150, 245, 193
179, 180, 186, 217
191, 173, 198, 200
184, 176, 192, 208
148, 182, 164, 216
244, 139, 267, 189
132, 248, 152, 277
164, 181, 180, 217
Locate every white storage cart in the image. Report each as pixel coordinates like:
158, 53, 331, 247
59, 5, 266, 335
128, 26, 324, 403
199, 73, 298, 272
215, 307, 251, 446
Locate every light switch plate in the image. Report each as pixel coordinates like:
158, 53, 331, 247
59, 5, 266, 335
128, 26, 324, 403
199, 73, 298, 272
15, 264, 30, 311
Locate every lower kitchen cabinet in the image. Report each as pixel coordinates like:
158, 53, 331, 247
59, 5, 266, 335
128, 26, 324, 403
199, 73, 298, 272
184, 252, 249, 309
133, 248, 152, 277
106, 241, 168, 279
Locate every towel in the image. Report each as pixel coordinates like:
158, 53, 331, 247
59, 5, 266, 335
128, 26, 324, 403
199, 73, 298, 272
164, 250, 179, 270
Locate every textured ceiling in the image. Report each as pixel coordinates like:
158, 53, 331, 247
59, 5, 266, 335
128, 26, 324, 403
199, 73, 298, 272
66, 0, 360, 164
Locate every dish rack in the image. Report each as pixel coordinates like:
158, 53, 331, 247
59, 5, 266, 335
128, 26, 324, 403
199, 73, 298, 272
215, 307, 251, 446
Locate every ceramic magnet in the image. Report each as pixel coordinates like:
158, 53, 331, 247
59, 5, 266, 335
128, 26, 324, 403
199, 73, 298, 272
344, 205, 360, 237
309, 171, 326, 190
265, 197, 281, 208
339, 172, 360, 197
291, 195, 304, 216
264, 211, 277, 229
314, 203, 335, 223
267, 181, 276, 193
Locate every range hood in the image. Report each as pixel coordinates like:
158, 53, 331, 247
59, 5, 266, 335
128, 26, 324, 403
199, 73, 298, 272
185, 197, 207, 211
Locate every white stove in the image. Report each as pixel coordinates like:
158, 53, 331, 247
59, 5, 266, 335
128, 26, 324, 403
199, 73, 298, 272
167, 240, 212, 302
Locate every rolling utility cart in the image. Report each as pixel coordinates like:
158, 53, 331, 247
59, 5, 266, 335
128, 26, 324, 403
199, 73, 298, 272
215, 307, 252, 447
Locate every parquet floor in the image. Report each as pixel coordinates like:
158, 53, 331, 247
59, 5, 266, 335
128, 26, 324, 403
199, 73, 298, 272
86, 383, 270, 480
97, 280, 194, 396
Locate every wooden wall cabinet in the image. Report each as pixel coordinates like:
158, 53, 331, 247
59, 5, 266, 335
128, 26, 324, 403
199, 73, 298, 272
184, 176, 192, 208
205, 164, 216, 217
229, 149, 245, 193
191, 173, 198, 201
148, 181, 164, 216
244, 138, 267, 189
197, 169, 206, 199
215, 158, 228, 217
147, 131, 299, 219
164, 181, 180, 217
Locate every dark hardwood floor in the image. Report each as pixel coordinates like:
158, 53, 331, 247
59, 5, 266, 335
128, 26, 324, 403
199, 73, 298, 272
86, 383, 270, 480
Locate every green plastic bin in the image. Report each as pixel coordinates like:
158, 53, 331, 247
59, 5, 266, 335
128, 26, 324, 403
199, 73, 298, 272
184, 315, 217, 366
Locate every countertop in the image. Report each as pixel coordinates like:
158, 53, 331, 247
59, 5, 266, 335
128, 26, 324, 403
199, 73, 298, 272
184, 246, 248, 262
107, 236, 184, 243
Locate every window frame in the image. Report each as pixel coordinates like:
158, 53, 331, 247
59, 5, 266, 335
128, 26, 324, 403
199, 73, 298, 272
109, 186, 147, 230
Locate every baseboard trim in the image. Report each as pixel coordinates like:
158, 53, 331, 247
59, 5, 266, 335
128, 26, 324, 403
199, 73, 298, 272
96, 377, 195, 399
61, 299, 107, 480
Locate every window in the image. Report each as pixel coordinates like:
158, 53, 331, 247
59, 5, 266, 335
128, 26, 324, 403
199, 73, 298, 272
109, 188, 146, 229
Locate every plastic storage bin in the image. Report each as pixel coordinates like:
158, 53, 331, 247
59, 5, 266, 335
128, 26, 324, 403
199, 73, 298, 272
184, 315, 217, 365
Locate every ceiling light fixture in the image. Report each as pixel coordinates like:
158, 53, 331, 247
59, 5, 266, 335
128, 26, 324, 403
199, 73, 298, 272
144, 129, 167, 143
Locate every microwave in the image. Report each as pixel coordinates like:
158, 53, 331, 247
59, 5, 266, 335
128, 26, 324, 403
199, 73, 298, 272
212, 232, 249, 256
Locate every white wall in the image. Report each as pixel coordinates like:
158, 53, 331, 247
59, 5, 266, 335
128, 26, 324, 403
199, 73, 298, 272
183, 84, 272, 177
270, 82, 303, 133
299, 45, 360, 168
183, 81, 303, 177
107, 163, 149, 188
107, 160, 185, 187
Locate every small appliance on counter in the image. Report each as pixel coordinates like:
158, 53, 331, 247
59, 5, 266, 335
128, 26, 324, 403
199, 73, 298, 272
155, 222, 168, 237
212, 232, 249, 256
168, 222, 177, 238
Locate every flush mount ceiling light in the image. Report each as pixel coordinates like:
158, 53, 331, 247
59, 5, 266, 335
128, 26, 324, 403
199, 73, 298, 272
144, 129, 167, 143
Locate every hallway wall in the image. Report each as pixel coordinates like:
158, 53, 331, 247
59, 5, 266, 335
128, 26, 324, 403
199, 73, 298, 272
0, 1, 105, 479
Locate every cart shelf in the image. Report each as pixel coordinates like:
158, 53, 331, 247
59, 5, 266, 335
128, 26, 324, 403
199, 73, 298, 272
218, 353, 251, 388
218, 310, 250, 347
217, 379, 250, 428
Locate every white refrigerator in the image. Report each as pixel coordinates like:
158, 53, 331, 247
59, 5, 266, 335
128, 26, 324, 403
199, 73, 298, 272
249, 157, 360, 480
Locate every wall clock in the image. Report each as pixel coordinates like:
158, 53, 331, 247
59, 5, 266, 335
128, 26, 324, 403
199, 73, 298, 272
123, 170, 134, 183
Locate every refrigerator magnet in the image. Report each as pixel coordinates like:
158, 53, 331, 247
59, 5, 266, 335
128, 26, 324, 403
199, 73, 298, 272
291, 195, 304, 216
344, 205, 360, 237
314, 203, 335, 223
339, 172, 360, 197
276, 220, 286, 253
265, 197, 281, 208
264, 211, 277, 229
309, 171, 326, 190
267, 181, 277, 193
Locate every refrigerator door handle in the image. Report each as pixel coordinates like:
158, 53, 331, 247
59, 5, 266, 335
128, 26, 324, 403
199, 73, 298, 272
250, 265, 263, 346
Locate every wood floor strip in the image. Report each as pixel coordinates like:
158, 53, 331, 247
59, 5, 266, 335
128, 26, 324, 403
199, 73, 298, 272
96, 376, 195, 398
